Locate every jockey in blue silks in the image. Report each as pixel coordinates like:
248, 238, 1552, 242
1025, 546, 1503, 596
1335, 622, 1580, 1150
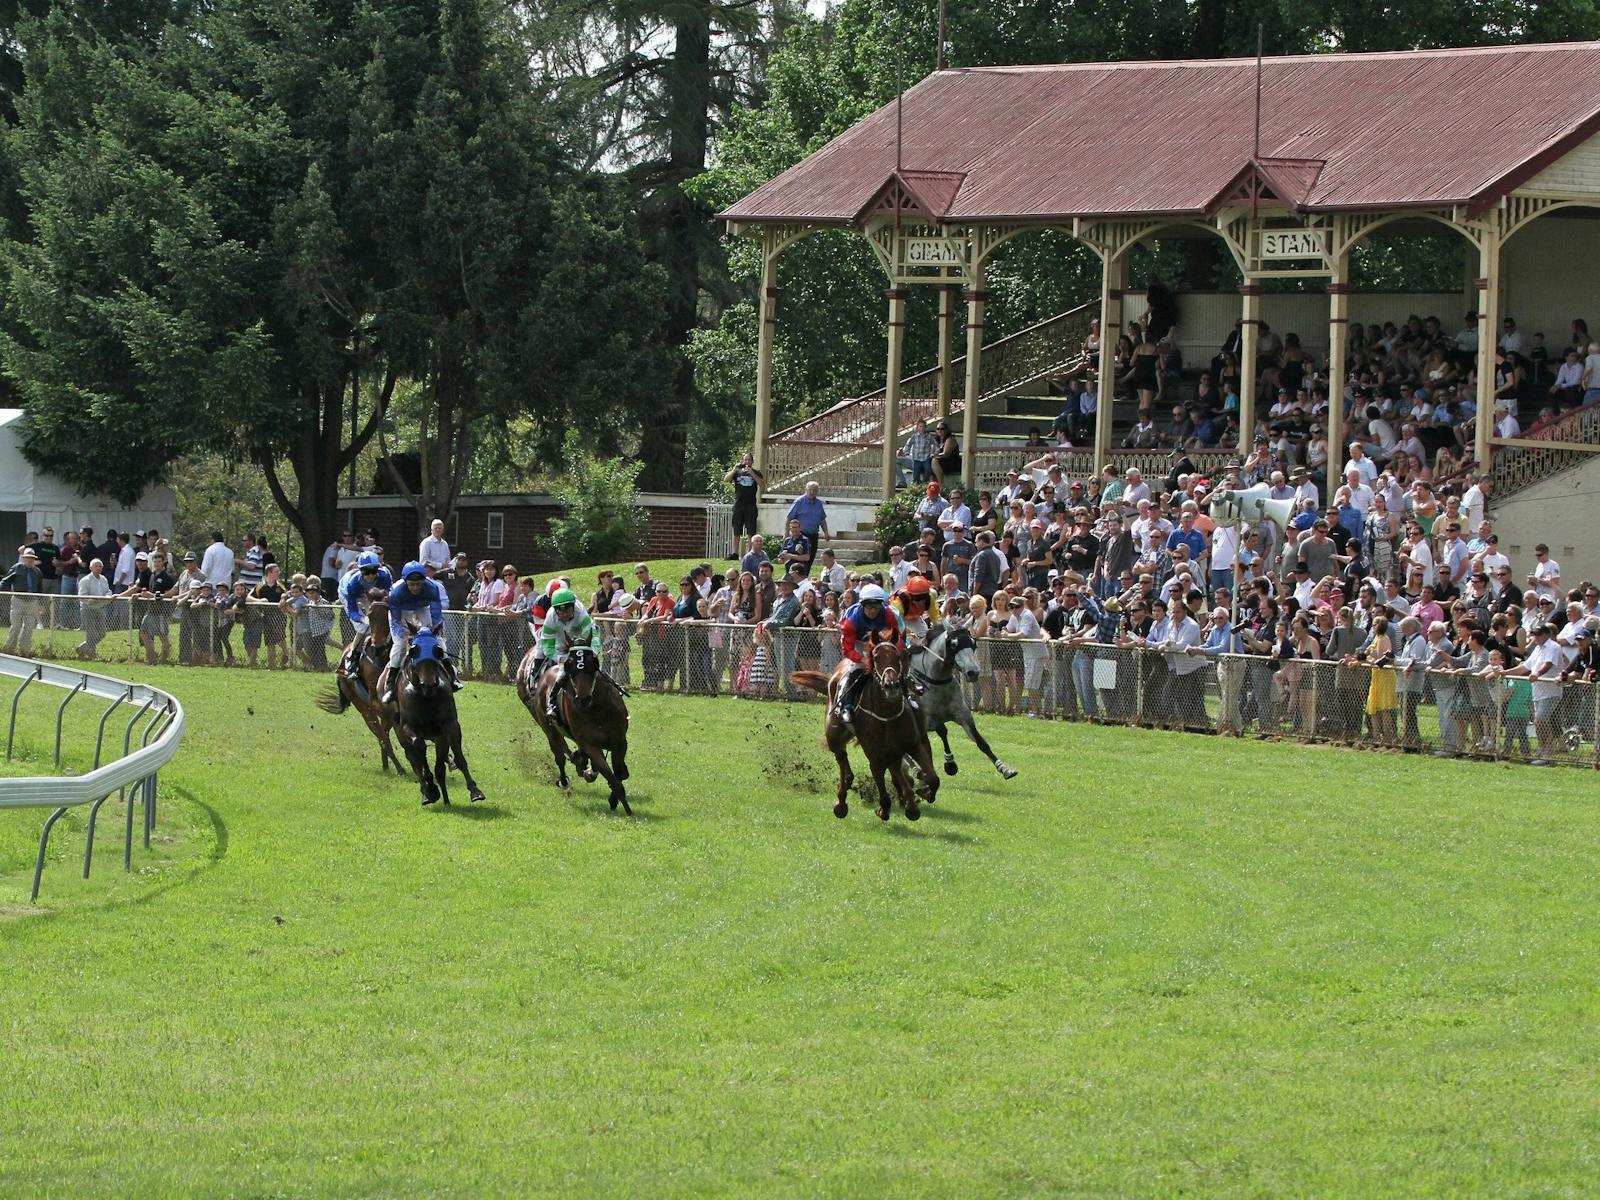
380, 562, 460, 702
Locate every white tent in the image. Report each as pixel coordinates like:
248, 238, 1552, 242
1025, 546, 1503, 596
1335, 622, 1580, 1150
0, 409, 176, 546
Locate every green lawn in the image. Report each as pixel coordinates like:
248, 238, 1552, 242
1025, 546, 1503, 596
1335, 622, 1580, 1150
3, 664, 1600, 1196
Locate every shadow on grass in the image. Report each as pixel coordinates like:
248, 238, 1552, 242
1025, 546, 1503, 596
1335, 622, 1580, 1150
920, 804, 983, 824
437, 803, 513, 820
884, 822, 977, 844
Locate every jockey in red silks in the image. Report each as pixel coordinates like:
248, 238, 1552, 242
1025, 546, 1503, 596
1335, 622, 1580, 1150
837, 583, 903, 724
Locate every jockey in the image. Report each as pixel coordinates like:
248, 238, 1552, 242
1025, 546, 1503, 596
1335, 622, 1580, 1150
537, 587, 601, 720
337, 550, 392, 675
890, 573, 935, 645
380, 561, 460, 702
837, 583, 903, 725
528, 577, 571, 644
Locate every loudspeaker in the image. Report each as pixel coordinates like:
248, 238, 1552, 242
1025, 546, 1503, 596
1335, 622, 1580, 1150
1208, 483, 1295, 532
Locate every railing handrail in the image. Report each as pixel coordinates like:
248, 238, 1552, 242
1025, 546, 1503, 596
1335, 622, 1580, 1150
0, 654, 184, 810
770, 300, 1097, 444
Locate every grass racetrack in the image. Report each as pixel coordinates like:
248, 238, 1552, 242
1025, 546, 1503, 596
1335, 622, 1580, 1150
4, 663, 1600, 1196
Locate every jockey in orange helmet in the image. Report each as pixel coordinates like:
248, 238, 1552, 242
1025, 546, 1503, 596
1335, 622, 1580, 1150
890, 573, 935, 645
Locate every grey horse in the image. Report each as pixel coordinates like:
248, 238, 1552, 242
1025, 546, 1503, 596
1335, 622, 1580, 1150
908, 619, 1019, 781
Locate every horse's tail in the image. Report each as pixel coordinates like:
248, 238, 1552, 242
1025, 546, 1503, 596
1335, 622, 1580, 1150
790, 670, 830, 695
315, 687, 350, 715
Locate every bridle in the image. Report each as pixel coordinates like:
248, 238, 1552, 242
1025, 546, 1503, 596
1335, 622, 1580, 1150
854, 642, 907, 723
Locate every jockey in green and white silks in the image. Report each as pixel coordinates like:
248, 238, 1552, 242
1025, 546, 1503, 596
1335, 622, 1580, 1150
537, 587, 602, 719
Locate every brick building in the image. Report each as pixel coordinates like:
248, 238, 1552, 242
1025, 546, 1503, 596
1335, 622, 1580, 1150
341, 492, 710, 573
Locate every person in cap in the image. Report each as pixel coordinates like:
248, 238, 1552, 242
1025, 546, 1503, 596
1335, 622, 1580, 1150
534, 584, 601, 720
336, 550, 395, 683
835, 582, 904, 724
380, 561, 459, 703
1, 547, 46, 654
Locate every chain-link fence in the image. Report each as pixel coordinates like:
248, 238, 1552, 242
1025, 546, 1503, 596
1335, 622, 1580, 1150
6, 595, 1595, 769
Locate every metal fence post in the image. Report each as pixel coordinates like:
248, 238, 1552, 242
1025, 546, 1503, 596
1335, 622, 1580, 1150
6, 664, 43, 760
53, 674, 88, 768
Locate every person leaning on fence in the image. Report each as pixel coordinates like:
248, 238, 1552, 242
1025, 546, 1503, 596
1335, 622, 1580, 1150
1, 547, 45, 654
1497, 622, 1566, 765
380, 562, 460, 704
73, 558, 113, 659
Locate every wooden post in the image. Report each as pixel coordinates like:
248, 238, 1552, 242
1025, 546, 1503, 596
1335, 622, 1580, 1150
1094, 254, 1126, 470
881, 287, 908, 502
1239, 283, 1262, 446
961, 267, 987, 488
752, 243, 780, 474
1326, 259, 1350, 480
936, 282, 958, 421
1474, 227, 1502, 471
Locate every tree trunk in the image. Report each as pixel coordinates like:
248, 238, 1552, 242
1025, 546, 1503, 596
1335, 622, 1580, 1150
640, 3, 712, 493
1192, 0, 1228, 58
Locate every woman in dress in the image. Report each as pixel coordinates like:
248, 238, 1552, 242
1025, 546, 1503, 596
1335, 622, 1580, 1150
1122, 329, 1162, 420
932, 422, 962, 486
1364, 493, 1400, 583
1359, 613, 1398, 745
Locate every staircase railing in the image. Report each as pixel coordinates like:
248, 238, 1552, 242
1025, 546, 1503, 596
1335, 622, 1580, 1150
1491, 399, 1600, 499
766, 302, 1096, 494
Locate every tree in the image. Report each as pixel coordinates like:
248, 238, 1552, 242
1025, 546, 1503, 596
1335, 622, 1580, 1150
0, 0, 667, 572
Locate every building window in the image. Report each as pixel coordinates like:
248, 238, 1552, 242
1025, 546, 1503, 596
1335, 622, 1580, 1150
486, 511, 504, 550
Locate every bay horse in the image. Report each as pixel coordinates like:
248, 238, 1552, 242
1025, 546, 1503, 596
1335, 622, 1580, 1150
516, 644, 632, 814
317, 596, 407, 775
383, 625, 485, 806
909, 619, 1019, 781
791, 640, 937, 822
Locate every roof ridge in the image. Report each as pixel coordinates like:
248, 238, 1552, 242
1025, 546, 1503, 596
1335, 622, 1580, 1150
934, 40, 1600, 75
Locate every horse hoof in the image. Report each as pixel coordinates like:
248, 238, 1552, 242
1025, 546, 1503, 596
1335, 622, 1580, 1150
997, 762, 1018, 779
906, 803, 921, 821
582, 769, 598, 783
421, 795, 438, 806
876, 805, 890, 822
943, 759, 958, 776
620, 798, 632, 816
608, 795, 618, 810
833, 801, 848, 819
470, 791, 484, 803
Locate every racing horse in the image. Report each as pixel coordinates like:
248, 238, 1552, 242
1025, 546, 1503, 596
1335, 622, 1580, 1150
316, 596, 408, 775
791, 640, 937, 822
516, 644, 632, 814
383, 625, 485, 806
909, 619, 1019, 781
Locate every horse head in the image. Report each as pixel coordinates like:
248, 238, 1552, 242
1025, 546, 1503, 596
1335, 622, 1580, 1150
406, 627, 447, 692
942, 624, 982, 682
566, 646, 600, 707
869, 640, 904, 695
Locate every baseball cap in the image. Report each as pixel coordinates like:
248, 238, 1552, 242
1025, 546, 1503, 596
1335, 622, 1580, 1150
134, 551, 149, 561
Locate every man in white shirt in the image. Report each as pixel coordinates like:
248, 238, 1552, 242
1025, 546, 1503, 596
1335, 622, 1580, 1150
113, 535, 137, 591
1290, 467, 1320, 511
1120, 467, 1151, 511
418, 519, 452, 574
1460, 477, 1488, 530
1341, 467, 1374, 516
1493, 404, 1521, 439
199, 529, 236, 587
1505, 623, 1563, 763
1438, 522, 1470, 592
1454, 311, 1479, 355
936, 488, 972, 536
1498, 317, 1525, 357
1342, 442, 1378, 487
886, 545, 912, 592
1527, 544, 1561, 601
817, 548, 846, 594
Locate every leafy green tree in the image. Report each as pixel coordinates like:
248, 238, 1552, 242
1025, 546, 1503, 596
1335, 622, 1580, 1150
543, 429, 647, 564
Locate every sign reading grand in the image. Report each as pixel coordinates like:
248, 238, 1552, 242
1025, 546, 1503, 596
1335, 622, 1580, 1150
1261, 228, 1328, 260
904, 237, 965, 268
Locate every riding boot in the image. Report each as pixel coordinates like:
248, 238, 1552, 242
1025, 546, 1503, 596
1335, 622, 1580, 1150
379, 668, 397, 706
545, 667, 565, 722
838, 669, 863, 725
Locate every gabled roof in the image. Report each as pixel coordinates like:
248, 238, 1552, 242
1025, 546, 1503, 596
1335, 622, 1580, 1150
854, 169, 968, 221
720, 41, 1600, 226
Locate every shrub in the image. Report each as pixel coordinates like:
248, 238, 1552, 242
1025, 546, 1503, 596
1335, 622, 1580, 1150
873, 487, 922, 556
543, 430, 648, 565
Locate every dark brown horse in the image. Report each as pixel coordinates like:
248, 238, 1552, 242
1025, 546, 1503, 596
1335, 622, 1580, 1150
317, 597, 407, 775
516, 644, 632, 814
381, 626, 485, 806
791, 641, 938, 822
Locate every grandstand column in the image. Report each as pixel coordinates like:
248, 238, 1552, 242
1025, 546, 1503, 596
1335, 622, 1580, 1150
1238, 283, 1262, 443
752, 244, 780, 474
961, 268, 987, 485
1326, 260, 1350, 470
1093, 254, 1126, 468
936, 282, 958, 421
1473, 227, 1502, 471
881, 287, 909, 502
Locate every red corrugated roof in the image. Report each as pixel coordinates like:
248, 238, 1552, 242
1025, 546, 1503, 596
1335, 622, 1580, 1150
720, 42, 1600, 225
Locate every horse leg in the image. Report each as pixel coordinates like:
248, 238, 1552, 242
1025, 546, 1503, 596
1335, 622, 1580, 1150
433, 739, 451, 806
380, 717, 409, 777
612, 740, 630, 782
959, 709, 1018, 779
891, 757, 921, 821
871, 758, 892, 822
828, 724, 853, 819
543, 724, 571, 790
587, 742, 629, 815
931, 718, 958, 776
357, 704, 391, 772
910, 734, 938, 810
402, 732, 438, 804
451, 724, 485, 803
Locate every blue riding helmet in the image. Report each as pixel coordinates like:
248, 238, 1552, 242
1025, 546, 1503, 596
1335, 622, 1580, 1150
357, 550, 381, 570
401, 561, 427, 581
